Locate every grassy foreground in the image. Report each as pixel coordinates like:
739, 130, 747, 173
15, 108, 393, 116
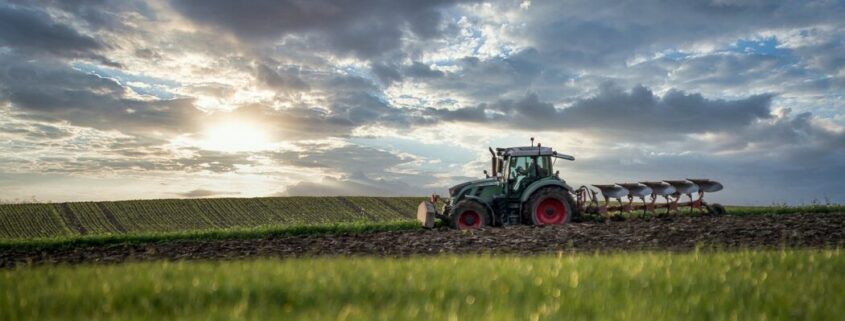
2, 249, 842, 321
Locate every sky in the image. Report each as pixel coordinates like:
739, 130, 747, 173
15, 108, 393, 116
1, 0, 844, 205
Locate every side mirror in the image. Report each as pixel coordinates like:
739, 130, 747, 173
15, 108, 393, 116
483, 170, 489, 178
555, 170, 560, 177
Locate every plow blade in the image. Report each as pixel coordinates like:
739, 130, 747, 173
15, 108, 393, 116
687, 178, 723, 193
664, 180, 699, 195
592, 184, 629, 199
417, 201, 437, 228
641, 181, 676, 195
617, 183, 652, 198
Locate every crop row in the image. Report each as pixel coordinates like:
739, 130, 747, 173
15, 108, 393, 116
0, 197, 425, 240
0, 204, 71, 239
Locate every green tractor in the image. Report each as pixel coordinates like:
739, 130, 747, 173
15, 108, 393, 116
417, 138, 726, 229
418, 139, 578, 229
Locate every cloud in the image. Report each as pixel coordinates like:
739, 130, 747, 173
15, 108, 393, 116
516, 1, 845, 68
174, 188, 241, 198
218, 73, 415, 139
278, 174, 427, 197
428, 85, 773, 139
0, 122, 73, 140
169, 0, 474, 59
370, 63, 403, 85
254, 63, 309, 91
703, 108, 845, 166
408, 49, 547, 101
0, 55, 203, 135
8, 0, 157, 31
0, 3, 118, 66
269, 143, 412, 173
28, 148, 256, 174
403, 62, 445, 79
271, 143, 438, 196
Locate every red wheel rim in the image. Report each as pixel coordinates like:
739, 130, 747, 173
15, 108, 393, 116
457, 210, 482, 229
534, 198, 566, 225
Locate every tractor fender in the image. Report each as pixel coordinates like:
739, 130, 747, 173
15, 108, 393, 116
520, 180, 573, 203
459, 195, 496, 224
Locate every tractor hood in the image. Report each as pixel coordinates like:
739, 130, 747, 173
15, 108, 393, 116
448, 178, 498, 197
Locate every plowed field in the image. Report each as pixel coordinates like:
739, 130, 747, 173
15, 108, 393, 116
3, 212, 842, 268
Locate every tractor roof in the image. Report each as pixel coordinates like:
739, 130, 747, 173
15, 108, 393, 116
502, 146, 554, 156
498, 146, 575, 160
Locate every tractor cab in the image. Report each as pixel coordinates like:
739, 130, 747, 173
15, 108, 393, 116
499, 146, 561, 197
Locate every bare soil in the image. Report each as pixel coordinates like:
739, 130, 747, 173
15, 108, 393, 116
2, 213, 843, 268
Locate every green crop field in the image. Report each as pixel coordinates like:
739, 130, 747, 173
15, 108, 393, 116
1, 197, 843, 244
2, 249, 842, 321
0, 197, 426, 240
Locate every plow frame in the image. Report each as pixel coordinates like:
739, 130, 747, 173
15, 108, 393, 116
574, 179, 723, 216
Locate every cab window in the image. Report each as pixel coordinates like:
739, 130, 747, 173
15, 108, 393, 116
509, 156, 533, 179
508, 156, 535, 193
536, 156, 551, 177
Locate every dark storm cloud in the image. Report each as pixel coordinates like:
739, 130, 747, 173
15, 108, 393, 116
169, 0, 473, 59
403, 62, 444, 79
0, 3, 117, 66
370, 63, 403, 85
413, 49, 549, 99
428, 85, 773, 137
254, 63, 309, 91
0, 55, 203, 135
523, 0, 845, 68
708, 109, 845, 167
7, 0, 156, 30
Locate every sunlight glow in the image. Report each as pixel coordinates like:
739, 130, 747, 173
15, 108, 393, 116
200, 121, 272, 152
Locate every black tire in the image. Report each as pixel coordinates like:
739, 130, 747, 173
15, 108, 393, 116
450, 199, 490, 230
706, 203, 727, 215
523, 187, 574, 226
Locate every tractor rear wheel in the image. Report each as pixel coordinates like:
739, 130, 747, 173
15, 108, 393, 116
450, 199, 489, 230
525, 187, 574, 226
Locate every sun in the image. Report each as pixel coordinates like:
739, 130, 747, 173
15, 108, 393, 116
200, 121, 272, 152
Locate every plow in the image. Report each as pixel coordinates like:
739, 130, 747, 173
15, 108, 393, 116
418, 139, 725, 229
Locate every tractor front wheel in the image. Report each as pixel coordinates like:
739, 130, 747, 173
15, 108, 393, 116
525, 187, 574, 226
450, 199, 489, 230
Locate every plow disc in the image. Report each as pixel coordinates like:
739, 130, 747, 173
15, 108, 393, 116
576, 178, 724, 215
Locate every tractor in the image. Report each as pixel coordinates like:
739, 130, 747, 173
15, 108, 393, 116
417, 138, 725, 229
